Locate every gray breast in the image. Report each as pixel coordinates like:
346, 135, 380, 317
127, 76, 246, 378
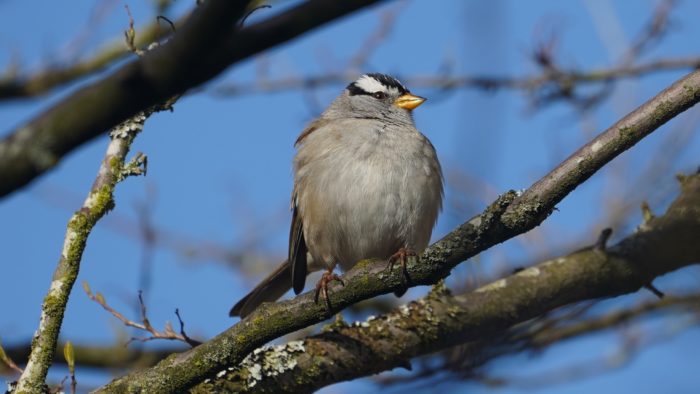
294, 118, 443, 272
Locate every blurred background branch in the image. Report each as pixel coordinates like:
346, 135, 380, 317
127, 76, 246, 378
0, 0, 179, 100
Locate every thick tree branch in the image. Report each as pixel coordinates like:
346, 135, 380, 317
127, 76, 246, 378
193, 172, 700, 392
93, 69, 700, 394
0, 0, 385, 199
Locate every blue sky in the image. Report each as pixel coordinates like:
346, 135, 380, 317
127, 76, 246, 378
1, 0, 699, 392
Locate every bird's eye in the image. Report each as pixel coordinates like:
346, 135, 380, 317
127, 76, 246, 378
372, 91, 387, 100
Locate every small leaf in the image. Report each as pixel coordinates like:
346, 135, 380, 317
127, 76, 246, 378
95, 292, 106, 305
82, 281, 91, 295
64, 341, 75, 375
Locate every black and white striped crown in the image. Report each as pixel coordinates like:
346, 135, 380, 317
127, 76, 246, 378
346, 73, 408, 96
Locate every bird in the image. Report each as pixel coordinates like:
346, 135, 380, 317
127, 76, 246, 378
230, 73, 443, 318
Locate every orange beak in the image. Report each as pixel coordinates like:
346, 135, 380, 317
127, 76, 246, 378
394, 93, 426, 110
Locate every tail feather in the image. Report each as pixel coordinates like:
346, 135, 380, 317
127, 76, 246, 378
229, 260, 292, 318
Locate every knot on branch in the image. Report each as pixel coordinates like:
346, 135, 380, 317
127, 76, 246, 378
499, 192, 551, 231
473, 190, 518, 231
595, 228, 613, 252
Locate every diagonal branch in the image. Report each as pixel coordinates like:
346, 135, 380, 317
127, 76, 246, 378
0, 0, 385, 199
12, 100, 157, 394
193, 172, 700, 392
93, 69, 700, 394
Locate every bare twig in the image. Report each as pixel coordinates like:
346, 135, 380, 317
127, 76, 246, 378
623, 0, 676, 63
479, 312, 699, 388
212, 56, 700, 98
123, 5, 140, 55
83, 284, 201, 347
348, 3, 404, 70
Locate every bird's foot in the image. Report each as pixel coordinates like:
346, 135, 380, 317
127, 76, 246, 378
314, 269, 345, 309
388, 247, 416, 293
388, 247, 416, 272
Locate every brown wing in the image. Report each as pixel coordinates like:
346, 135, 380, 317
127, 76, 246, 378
289, 192, 308, 294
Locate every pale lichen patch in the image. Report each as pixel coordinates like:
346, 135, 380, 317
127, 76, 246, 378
83, 190, 101, 208
398, 304, 411, 316
227, 340, 307, 388
475, 278, 507, 292
49, 280, 63, 294
61, 231, 77, 260
591, 140, 603, 153
110, 113, 146, 140
468, 216, 482, 227
516, 267, 541, 277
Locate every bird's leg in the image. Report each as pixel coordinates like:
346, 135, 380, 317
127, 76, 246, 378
314, 267, 345, 309
388, 247, 416, 289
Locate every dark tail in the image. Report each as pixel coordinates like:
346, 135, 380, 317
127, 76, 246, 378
229, 260, 292, 318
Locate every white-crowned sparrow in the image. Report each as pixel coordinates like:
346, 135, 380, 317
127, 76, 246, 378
230, 73, 443, 317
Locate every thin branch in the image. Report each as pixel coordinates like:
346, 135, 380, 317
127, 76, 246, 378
211, 56, 700, 98
478, 313, 699, 388
83, 285, 201, 347
527, 294, 700, 348
347, 3, 404, 70
94, 68, 700, 394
